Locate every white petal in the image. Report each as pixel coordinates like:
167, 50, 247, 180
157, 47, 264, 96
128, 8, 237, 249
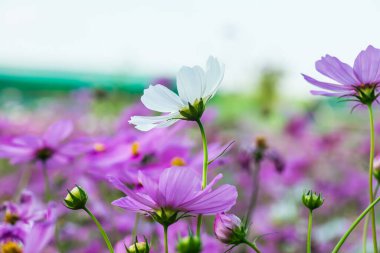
176, 66, 205, 104
129, 113, 180, 131
203, 56, 224, 99
141, 85, 184, 112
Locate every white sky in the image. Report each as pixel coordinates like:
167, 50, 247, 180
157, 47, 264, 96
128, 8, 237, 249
1, 0, 380, 97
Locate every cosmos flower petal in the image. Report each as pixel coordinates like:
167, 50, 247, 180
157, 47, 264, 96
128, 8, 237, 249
138, 171, 160, 202
177, 65, 206, 103
204, 56, 225, 99
108, 176, 157, 208
112, 197, 153, 212
43, 120, 73, 147
0, 144, 34, 164
141, 85, 184, 112
310, 90, 351, 97
179, 173, 223, 207
12, 136, 44, 149
158, 167, 201, 207
315, 55, 359, 85
129, 113, 180, 131
353, 45, 380, 84
183, 184, 238, 214
302, 74, 352, 91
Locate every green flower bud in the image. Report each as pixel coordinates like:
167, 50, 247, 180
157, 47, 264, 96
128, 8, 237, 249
126, 242, 150, 253
176, 236, 202, 253
64, 185, 88, 210
302, 190, 324, 211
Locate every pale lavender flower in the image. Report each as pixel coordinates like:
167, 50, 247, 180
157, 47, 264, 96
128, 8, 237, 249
303, 45, 380, 105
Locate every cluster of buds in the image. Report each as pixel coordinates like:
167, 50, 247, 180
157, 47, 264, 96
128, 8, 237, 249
302, 190, 324, 211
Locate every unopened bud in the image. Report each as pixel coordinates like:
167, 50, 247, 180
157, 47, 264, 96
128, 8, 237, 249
302, 190, 324, 211
126, 240, 150, 253
64, 186, 88, 210
176, 235, 202, 253
214, 213, 248, 245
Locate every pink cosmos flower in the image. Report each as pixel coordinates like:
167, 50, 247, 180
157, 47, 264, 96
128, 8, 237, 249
0, 120, 74, 167
109, 167, 237, 225
303, 45, 380, 105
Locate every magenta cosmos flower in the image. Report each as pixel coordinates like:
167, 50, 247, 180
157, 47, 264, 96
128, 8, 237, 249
303, 45, 380, 105
109, 167, 237, 226
0, 120, 74, 167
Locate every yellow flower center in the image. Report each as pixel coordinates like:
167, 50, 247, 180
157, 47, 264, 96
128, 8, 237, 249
170, 157, 186, 167
93, 143, 106, 152
1, 242, 23, 253
4, 212, 19, 225
131, 142, 140, 156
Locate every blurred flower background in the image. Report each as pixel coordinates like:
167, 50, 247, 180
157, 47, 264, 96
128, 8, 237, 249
1, 0, 380, 252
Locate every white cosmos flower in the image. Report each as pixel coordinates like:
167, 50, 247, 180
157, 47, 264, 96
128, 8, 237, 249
129, 56, 224, 131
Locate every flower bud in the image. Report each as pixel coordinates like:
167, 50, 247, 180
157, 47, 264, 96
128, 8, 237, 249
302, 190, 324, 211
64, 186, 88, 210
176, 235, 202, 253
126, 241, 150, 253
214, 213, 247, 245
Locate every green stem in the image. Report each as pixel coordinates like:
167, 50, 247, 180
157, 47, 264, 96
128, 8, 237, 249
83, 207, 114, 253
247, 161, 261, 223
243, 239, 261, 253
42, 162, 51, 202
164, 225, 169, 253
131, 214, 140, 244
196, 119, 209, 189
16, 164, 32, 199
362, 183, 380, 253
196, 119, 209, 237
332, 195, 380, 253
307, 210, 313, 253
367, 104, 378, 253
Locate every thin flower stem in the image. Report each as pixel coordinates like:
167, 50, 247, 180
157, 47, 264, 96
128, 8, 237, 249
367, 104, 378, 253
247, 161, 261, 222
83, 206, 114, 253
196, 119, 209, 189
362, 183, 380, 253
42, 162, 51, 202
243, 239, 261, 253
131, 213, 140, 244
332, 195, 380, 253
196, 119, 209, 237
16, 164, 32, 199
164, 225, 169, 253
307, 210, 313, 253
